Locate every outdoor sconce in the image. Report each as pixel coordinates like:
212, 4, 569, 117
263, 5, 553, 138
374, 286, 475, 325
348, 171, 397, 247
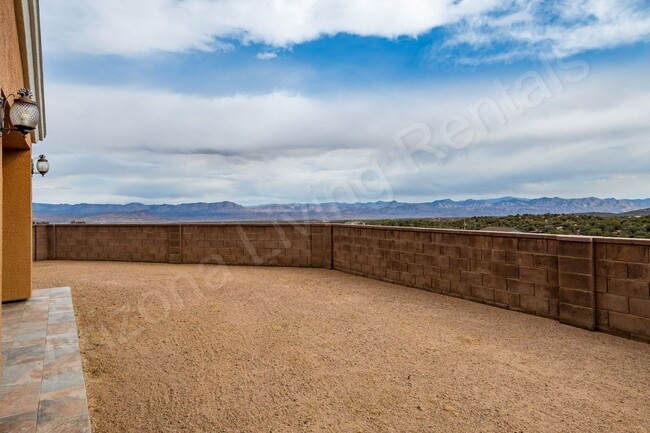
0, 88, 40, 137
32, 154, 49, 177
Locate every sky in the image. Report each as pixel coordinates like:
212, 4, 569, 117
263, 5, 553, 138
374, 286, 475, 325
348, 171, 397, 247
35, 0, 650, 205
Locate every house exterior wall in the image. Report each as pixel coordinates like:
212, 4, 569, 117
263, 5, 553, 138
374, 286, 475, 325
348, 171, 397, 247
1, 0, 26, 97
33, 223, 650, 342
1, 0, 46, 365
2, 148, 32, 301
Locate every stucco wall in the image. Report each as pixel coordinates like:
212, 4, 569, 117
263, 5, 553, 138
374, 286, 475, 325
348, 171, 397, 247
3, 149, 33, 301
0, 0, 26, 95
2, 0, 38, 304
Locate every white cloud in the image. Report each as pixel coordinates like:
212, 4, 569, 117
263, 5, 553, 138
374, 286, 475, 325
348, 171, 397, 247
442, 0, 650, 62
41, 0, 649, 59
35, 61, 650, 204
256, 52, 278, 60
43, 0, 500, 55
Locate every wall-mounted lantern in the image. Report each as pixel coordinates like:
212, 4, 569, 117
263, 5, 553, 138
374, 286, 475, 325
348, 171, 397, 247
32, 154, 49, 177
1, 89, 47, 177
0, 88, 40, 137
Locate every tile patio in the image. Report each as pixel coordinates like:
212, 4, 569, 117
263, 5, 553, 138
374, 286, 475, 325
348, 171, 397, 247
1, 288, 91, 433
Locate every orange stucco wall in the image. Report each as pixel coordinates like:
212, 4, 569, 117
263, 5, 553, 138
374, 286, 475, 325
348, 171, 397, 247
1, 0, 36, 369
0, 123, 3, 364
3, 149, 33, 301
1, 0, 26, 94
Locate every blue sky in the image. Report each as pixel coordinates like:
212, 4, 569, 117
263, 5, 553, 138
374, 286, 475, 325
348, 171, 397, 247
35, 0, 650, 205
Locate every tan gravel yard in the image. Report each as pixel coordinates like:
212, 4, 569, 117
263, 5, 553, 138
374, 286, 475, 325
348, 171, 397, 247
33, 261, 650, 433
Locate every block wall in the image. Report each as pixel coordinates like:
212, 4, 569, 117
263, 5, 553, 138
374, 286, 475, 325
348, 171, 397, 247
33, 224, 49, 261
594, 239, 650, 341
53, 225, 171, 262
333, 226, 561, 320
180, 224, 330, 267
33, 224, 332, 268
32, 224, 649, 341
557, 238, 596, 331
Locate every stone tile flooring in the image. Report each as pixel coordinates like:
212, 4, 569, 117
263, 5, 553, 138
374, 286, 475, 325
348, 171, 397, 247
1, 288, 91, 432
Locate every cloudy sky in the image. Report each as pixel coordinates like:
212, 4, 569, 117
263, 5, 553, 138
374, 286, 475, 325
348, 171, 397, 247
36, 0, 650, 205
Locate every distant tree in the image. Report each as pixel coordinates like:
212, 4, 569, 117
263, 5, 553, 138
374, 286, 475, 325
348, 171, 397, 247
360, 213, 650, 239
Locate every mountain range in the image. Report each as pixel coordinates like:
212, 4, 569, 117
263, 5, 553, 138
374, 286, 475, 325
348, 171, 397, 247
32, 197, 650, 224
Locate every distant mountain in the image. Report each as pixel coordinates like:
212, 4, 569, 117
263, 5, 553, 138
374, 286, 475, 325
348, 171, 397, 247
32, 197, 650, 224
69, 210, 163, 224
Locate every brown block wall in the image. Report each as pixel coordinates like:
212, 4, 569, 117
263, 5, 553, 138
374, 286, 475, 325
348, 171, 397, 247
33, 224, 48, 261
53, 225, 171, 262
308, 224, 333, 269
557, 237, 596, 331
594, 238, 650, 342
34, 223, 332, 268
33, 225, 56, 261
181, 224, 328, 267
32, 224, 649, 341
332, 226, 561, 319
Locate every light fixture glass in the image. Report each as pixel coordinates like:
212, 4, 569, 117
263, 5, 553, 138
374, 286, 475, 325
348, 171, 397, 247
9, 88, 40, 136
35, 155, 49, 176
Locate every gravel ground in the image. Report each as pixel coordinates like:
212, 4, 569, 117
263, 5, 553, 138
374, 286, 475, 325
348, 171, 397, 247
33, 261, 650, 433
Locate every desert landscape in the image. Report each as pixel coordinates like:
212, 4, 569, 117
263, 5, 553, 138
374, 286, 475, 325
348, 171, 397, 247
33, 261, 650, 433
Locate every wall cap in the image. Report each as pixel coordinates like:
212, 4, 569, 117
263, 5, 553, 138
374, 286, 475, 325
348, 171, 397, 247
32, 223, 650, 244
